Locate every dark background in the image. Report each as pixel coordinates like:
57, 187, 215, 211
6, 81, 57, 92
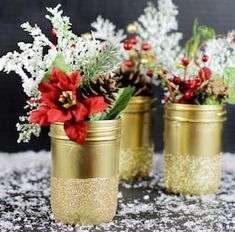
0, 0, 235, 153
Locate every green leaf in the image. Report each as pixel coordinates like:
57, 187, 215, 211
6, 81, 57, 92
202, 97, 220, 105
198, 25, 215, 40
41, 53, 70, 82
186, 34, 200, 59
88, 111, 106, 121
193, 18, 199, 36
224, 67, 235, 87
185, 19, 200, 58
103, 87, 135, 120
185, 18, 215, 59
226, 89, 235, 104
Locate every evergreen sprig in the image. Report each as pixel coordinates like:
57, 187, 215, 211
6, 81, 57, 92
78, 42, 119, 85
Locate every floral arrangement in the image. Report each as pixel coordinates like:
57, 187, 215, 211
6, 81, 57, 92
91, 0, 182, 97
158, 19, 235, 105
0, 5, 134, 144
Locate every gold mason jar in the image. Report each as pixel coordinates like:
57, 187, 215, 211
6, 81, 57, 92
49, 119, 121, 225
164, 103, 226, 195
119, 96, 156, 180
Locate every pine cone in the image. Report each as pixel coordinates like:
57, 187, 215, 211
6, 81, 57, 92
80, 73, 119, 103
116, 68, 154, 96
204, 79, 228, 101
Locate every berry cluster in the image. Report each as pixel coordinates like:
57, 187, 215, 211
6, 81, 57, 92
165, 55, 213, 104
122, 36, 156, 78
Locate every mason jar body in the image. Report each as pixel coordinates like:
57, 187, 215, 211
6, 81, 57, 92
119, 97, 156, 180
49, 119, 121, 225
164, 104, 226, 195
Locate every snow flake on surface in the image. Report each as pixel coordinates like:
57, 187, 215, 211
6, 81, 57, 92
0, 151, 234, 232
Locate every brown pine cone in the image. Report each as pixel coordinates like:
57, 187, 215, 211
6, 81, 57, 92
115, 68, 154, 97
80, 73, 119, 103
204, 79, 228, 101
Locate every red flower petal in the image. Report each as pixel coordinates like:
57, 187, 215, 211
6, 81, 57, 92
82, 96, 109, 116
70, 71, 81, 87
64, 120, 87, 144
47, 108, 72, 123
71, 103, 89, 122
29, 105, 50, 126
38, 82, 57, 93
50, 68, 64, 84
50, 68, 71, 91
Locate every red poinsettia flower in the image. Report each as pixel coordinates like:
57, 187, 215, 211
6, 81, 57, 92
30, 68, 109, 144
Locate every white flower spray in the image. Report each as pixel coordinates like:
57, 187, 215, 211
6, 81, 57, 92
0, 4, 119, 143
202, 31, 235, 76
91, 0, 183, 84
135, 0, 182, 73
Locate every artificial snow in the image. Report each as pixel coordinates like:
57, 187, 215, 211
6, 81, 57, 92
0, 151, 234, 231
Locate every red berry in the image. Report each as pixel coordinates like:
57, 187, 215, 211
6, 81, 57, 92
51, 28, 57, 38
194, 76, 202, 87
142, 42, 151, 51
183, 89, 195, 101
181, 57, 190, 66
173, 76, 182, 85
186, 80, 197, 89
179, 82, 187, 93
178, 96, 188, 104
163, 70, 169, 75
71, 43, 76, 48
124, 59, 133, 68
198, 67, 212, 80
146, 70, 153, 77
123, 40, 133, 50
129, 36, 137, 45
202, 54, 209, 62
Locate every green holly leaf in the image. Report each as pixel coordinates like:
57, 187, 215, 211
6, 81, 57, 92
41, 53, 70, 82
224, 67, 235, 87
202, 97, 220, 105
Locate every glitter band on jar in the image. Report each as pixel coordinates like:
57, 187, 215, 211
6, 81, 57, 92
163, 103, 226, 195
119, 97, 156, 180
49, 119, 121, 225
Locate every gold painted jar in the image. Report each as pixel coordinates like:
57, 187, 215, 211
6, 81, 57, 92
164, 104, 226, 195
119, 96, 156, 180
49, 119, 121, 225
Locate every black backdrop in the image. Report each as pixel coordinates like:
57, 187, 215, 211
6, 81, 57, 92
1, 0, 235, 152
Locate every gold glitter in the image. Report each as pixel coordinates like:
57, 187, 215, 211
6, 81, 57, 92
119, 145, 154, 180
119, 97, 156, 180
51, 176, 118, 225
49, 120, 121, 225
164, 152, 222, 195
163, 103, 226, 195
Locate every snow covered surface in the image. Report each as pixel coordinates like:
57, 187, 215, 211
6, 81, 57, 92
0, 151, 234, 232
